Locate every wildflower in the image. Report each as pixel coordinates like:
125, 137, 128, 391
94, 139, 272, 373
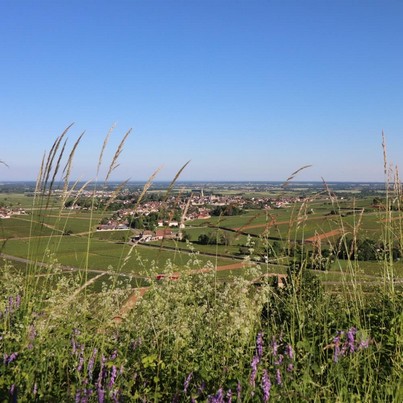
198, 381, 206, 394
33, 383, 38, 396
97, 387, 105, 403
28, 324, 37, 350
88, 348, 97, 381
274, 354, 283, 366
110, 349, 118, 360
97, 355, 107, 392
10, 384, 16, 395
359, 338, 370, 349
347, 327, 357, 353
333, 335, 341, 363
15, 294, 21, 309
72, 339, 77, 354
77, 349, 85, 373
287, 363, 294, 372
285, 344, 294, 360
250, 355, 259, 388
109, 365, 117, 389
261, 370, 271, 402
111, 388, 120, 403
209, 388, 224, 403
4, 352, 18, 364
256, 331, 263, 359
271, 337, 278, 357
183, 372, 193, 394
226, 389, 232, 402
276, 368, 282, 385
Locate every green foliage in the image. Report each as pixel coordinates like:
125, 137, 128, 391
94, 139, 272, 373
197, 230, 232, 246
210, 204, 243, 216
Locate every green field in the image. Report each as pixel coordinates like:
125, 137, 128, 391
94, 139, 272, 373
0, 216, 55, 238
1, 234, 235, 274
2, 192, 403, 284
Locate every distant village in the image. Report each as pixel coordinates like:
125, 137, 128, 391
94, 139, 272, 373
0, 183, 314, 248
73, 188, 306, 242
0, 207, 27, 219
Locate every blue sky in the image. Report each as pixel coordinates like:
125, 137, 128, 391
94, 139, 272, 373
1, 0, 403, 182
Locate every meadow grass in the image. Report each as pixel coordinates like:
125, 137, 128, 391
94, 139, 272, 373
0, 129, 402, 401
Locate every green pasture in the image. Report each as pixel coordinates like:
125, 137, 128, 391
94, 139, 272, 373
92, 229, 132, 241
149, 238, 244, 258
28, 210, 105, 233
188, 208, 291, 230
0, 216, 55, 239
0, 193, 40, 208
1, 235, 233, 274
335, 258, 403, 278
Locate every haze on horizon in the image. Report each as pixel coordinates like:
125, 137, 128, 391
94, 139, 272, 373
1, 1, 403, 183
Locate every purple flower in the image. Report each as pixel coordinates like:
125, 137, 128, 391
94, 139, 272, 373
274, 354, 283, 366
209, 388, 224, 403
110, 349, 118, 360
275, 368, 282, 385
4, 352, 18, 364
347, 327, 357, 353
271, 337, 278, 357
97, 355, 107, 389
256, 332, 263, 359
88, 348, 97, 380
109, 365, 117, 389
198, 381, 206, 394
237, 381, 242, 400
359, 339, 370, 349
333, 335, 341, 363
285, 344, 294, 360
9, 384, 16, 396
287, 363, 294, 372
111, 388, 120, 403
226, 389, 232, 402
250, 355, 259, 388
261, 370, 271, 402
33, 383, 38, 396
183, 372, 193, 394
15, 294, 21, 309
97, 387, 105, 403
77, 351, 84, 373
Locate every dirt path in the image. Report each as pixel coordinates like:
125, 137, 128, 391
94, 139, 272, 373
112, 287, 150, 324
305, 229, 342, 243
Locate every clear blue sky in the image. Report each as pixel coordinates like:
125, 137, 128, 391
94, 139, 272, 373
1, 0, 403, 182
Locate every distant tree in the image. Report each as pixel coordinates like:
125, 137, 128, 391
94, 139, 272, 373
129, 216, 144, 229
239, 246, 251, 256
210, 205, 243, 216
198, 234, 210, 245
373, 197, 383, 206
